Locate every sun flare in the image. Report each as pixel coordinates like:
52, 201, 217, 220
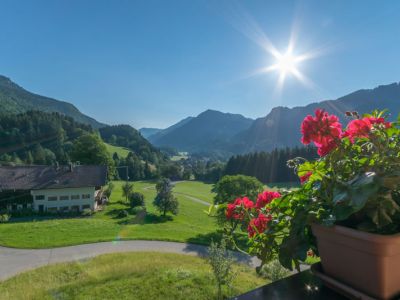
258, 44, 314, 91
273, 51, 299, 76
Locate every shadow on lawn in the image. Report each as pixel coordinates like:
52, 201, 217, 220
142, 212, 173, 224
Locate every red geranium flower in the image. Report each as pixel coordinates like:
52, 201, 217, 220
299, 171, 312, 184
226, 197, 254, 220
247, 213, 272, 237
256, 191, 281, 209
368, 117, 391, 128
301, 109, 342, 156
343, 117, 391, 143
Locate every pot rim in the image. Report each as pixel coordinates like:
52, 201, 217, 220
312, 223, 400, 244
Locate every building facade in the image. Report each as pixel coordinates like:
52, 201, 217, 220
0, 165, 107, 212
31, 187, 97, 212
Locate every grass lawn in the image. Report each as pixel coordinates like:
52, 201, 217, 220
172, 181, 215, 204
0, 181, 221, 248
170, 154, 188, 161
265, 182, 300, 191
0, 252, 266, 300
104, 142, 131, 158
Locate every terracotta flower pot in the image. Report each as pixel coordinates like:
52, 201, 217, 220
312, 223, 400, 299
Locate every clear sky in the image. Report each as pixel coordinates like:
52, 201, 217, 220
1, 0, 400, 128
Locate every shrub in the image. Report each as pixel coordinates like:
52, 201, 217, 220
10, 208, 34, 218
104, 181, 115, 198
130, 206, 145, 215
0, 214, 10, 223
81, 208, 93, 217
208, 239, 236, 300
259, 260, 291, 282
130, 192, 145, 208
213, 175, 264, 205
118, 210, 129, 218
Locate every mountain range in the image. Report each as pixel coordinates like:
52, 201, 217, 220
146, 111, 253, 154
0, 75, 161, 164
1, 74, 399, 158
0, 75, 105, 129
143, 82, 400, 156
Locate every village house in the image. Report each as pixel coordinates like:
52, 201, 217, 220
0, 164, 107, 212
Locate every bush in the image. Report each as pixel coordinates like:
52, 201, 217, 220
213, 175, 264, 205
81, 208, 93, 217
9, 208, 35, 218
130, 206, 145, 215
0, 214, 10, 223
118, 210, 129, 218
104, 181, 115, 198
208, 239, 236, 300
130, 192, 145, 208
259, 260, 291, 282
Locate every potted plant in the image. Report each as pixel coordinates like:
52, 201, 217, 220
223, 109, 400, 299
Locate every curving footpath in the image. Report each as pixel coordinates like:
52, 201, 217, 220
0, 240, 260, 281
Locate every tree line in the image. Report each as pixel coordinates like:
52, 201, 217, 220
0, 111, 94, 165
224, 146, 318, 184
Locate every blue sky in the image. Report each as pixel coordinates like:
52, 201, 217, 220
1, 0, 400, 128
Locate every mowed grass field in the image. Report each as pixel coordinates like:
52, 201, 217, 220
173, 181, 215, 204
0, 181, 219, 248
104, 143, 131, 158
0, 252, 266, 300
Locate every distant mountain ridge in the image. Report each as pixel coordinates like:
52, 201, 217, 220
0, 75, 106, 128
148, 110, 253, 154
147, 82, 400, 156
233, 82, 400, 153
147, 116, 194, 142
139, 128, 162, 139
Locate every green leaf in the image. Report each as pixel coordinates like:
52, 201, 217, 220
366, 194, 400, 228
382, 173, 400, 189
333, 204, 355, 221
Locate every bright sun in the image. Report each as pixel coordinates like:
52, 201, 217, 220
259, 45, 313, 90
275, 51, 298, 75
268, 48, 302, 78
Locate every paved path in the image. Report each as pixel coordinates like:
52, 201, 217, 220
0, 240, 260, 281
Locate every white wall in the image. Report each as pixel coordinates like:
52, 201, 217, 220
31, 187, 96, 212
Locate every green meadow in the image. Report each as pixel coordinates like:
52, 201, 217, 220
0, 181, 219, 248
0, 252, 266, 300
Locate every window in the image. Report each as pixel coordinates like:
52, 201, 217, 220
71, 205, 80, 212
82, 194, 91, 199
82, 204, 90, 210
48, 196, 57, 201
35, 195, 45, 200
60, 195, 69, 201
60, 206, 69, 212
71, 195, 80, 200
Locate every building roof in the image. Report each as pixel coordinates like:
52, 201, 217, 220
0, 165, 107, 190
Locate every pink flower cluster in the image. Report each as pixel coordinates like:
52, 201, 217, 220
301, 109, 391, 156
226, 197, 254, 220
226, 191, 281, 237
301, 109, 343, 156
343, 117, 391, 142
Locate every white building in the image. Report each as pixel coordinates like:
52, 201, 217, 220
0, 165, 107, 212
